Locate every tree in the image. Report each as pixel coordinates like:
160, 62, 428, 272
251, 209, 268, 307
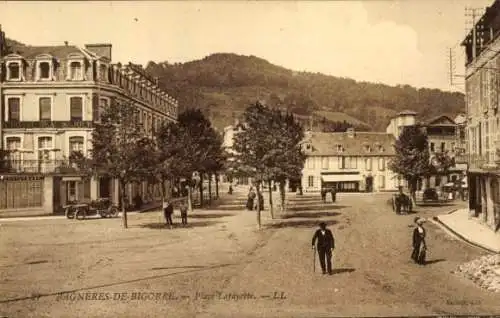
90, 100, 154, 229
175, 109, 223, 209
388, 125, 432, 204
233, 102, 272, 228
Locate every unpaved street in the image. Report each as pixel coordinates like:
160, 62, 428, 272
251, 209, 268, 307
0, 192, 498, 317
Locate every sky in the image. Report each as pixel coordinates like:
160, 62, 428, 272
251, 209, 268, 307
0, 0, 494, 92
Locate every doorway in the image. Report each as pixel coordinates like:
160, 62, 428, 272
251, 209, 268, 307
365, 176, 373, 192
100, 176, 111, 198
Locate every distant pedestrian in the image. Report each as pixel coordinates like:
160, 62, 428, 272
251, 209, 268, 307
163, 199, 174, 228
330, 187, 337, 203
180, 201, 188, 226
312, 222, 335, 275
411, 217, 427, 265
228, 184, 233, 195
246, 187, 256, 211
321, 188, 327, 203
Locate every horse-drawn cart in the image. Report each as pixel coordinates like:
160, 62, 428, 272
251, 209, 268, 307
65, 198, 119, 220
391, 192, 413, 214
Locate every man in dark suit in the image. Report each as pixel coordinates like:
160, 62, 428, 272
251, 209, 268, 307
311, 222, 335, 275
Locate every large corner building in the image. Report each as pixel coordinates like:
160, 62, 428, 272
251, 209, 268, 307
0, 30, 178, 215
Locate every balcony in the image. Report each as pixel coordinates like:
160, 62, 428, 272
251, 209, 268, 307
3, 120, 94, 129
0, 159, 88, 175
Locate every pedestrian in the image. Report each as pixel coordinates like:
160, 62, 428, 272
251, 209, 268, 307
321, 188, 327, 203
311, 222, 335, 275
163, 199, 174, 228
180, 201, 188, 226
411, 217, 427, 265
246, 187, 256, 211
330, 187, 337, 203
228, 184, 233, 195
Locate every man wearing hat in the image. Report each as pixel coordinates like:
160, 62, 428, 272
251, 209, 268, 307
312, 222, 336, 275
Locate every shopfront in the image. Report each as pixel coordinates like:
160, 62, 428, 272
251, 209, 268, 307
321, 172, 362, 193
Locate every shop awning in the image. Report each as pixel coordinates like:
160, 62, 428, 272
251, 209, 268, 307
321, 174, 363, 182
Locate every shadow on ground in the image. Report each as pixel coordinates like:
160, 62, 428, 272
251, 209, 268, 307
280, 211, 341, 219
331, 268, 355, 275
425, 258, 446, 265
264, 220, 339, 229
287, 205, 348, 212
139, 220, 221, 230
417, 202, 458, 207
186, 213, 236, 219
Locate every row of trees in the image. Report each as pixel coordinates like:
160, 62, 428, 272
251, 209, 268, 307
77, 100, 225, 229
232, 102, 306, 229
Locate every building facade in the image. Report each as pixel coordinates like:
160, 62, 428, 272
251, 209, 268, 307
0, 36, 178, 213
462, 0, 500, 231
301, 129, 398, 193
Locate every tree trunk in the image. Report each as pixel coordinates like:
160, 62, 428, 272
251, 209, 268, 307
408, 177, 418, 206
256, 182, 262, 229
208, 173, 212, 205
187, 184, 193, 213
120, 180, 128, 229
199, 174, 204, 208
268, 180, 275, 219
279, 181, 286, 213
215, 173, 219, 199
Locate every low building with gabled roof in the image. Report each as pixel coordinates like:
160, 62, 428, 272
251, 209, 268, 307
301, 128, 398, 193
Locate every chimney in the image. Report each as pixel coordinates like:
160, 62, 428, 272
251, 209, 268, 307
84, 43, 112, 60
346, 127, 355, 138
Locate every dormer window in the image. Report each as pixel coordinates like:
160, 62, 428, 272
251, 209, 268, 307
69, 61, 83, 80
98, 63, 108, 82
39, 62, 51, 80
378, 146, 385, 152
305, 143, 312, 150
337, 144, 343, 152
364, 145, 371, 152
7, 62, 21, 80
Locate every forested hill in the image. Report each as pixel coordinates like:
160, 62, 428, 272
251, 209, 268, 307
145, 53, 464, 132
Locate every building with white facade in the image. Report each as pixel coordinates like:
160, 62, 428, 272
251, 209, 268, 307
301, 128, 398, 193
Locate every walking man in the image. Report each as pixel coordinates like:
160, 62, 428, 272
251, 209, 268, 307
180, 201, 188, 226
330, 187, 337, 203
320, 188, 327, 203
163, 199, 174, 229
312, 222, 335, 275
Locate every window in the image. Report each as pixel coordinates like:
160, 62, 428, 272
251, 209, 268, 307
430, 142, 435, 152
70, 61, 82, 80
378, 175, 385, 189
38, 136, 53, 172
70, 97, 83, 121
435, 176, 441, 187
7, 97, 20, 121
6, 137, 21, 163
99, 64, 107, 81
307, 158, 314, 169
308, 176, 314, 188
349, 157, 357, 169
39, 97, 52, 121
321, 157, 328, 169
441, 142, 445, 153
338, 157, 345, 169
365, 158, 372, 170
378, 158, 385, 171
39, 62, 51, 79
7, 62, 20, 80
69, 136, 84, 155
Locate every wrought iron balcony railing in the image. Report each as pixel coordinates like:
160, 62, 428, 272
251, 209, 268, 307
3, 120, 94, 129
0, 159, 88, 174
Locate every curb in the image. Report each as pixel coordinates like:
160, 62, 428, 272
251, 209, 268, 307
432, 213, 499, 254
